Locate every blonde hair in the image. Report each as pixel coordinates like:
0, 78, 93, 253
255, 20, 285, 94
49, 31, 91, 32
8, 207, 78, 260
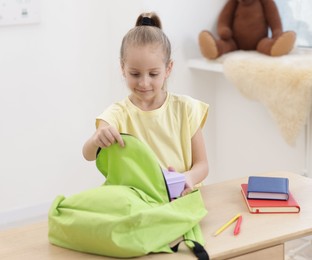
120, 12, 172, 66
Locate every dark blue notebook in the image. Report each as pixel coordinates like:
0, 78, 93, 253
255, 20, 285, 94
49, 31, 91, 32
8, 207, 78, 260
247, 176, 289, 200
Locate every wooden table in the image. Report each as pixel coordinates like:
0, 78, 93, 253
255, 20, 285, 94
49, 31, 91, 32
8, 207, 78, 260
1, 171, 312, 259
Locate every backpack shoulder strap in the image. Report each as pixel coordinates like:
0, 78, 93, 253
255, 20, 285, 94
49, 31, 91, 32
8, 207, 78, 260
171, 239, 209, 260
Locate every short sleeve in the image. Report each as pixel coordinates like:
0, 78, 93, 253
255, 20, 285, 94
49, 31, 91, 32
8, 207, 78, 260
187, 97, 209, 136
95, 103, 125, 130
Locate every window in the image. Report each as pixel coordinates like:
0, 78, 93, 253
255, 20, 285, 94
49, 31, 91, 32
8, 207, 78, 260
275, 0, 312, 48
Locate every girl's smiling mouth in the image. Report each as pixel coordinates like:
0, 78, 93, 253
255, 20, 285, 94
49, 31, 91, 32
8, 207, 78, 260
135, 88, 152, 93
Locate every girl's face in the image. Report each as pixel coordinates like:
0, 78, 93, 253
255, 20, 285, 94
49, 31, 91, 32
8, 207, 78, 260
121, 44, 172, 109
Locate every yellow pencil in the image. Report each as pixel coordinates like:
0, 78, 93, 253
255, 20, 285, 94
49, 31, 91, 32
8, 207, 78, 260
213, 213, 241, 236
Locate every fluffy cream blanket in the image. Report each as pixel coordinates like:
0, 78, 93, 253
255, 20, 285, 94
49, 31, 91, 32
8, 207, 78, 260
222, 50, 312, 145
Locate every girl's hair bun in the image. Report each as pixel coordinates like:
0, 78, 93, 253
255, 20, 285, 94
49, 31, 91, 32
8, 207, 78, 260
135, 12, 162, 29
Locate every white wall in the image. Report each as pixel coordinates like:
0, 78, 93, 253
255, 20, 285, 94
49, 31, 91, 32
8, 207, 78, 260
0, 0, 145, 226
214, 75, 306, 182
0, 0, 307, 227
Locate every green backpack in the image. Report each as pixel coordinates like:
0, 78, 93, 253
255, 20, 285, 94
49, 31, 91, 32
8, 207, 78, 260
48, 134, 209, 259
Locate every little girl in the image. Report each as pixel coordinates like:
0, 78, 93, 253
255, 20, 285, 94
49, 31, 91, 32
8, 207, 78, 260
83, 12, 209, 195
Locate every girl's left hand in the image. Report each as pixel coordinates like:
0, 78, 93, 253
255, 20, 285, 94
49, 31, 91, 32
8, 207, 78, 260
167, 166, 193, 197
181, 174, 193, 196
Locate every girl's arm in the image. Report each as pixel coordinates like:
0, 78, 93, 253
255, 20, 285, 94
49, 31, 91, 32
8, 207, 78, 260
82, 120, 124, 161
182, 128, 209, 195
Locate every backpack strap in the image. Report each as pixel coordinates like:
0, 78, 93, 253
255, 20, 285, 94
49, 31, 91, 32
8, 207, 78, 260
171, 239, 209, 260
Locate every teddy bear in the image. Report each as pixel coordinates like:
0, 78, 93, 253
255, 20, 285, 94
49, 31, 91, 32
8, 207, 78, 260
198, 0, 296, 59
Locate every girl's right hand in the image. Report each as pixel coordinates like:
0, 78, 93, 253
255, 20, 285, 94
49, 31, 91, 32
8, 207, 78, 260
92, 124, 125, 148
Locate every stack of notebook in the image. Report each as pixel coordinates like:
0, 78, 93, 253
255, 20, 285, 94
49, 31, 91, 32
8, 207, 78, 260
241, 176, 300, 214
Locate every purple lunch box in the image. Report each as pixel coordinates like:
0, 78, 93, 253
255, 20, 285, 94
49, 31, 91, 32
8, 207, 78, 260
162, 169, 186, 199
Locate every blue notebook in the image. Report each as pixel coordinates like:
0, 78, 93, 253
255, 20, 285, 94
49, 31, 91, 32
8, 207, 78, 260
247, 176, 289, 200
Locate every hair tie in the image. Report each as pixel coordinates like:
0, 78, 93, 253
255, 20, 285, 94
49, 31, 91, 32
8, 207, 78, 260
141, 17, 156, 27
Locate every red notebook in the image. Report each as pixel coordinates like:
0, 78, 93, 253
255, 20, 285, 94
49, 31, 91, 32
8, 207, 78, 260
241, 184, 300, 214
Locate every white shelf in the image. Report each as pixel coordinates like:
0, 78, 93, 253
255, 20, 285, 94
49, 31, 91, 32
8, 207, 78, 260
188, 48, 312, 73
187, 58, 223, 73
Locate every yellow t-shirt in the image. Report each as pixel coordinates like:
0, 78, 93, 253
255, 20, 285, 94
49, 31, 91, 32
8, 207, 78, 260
96, 92, 208, 173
